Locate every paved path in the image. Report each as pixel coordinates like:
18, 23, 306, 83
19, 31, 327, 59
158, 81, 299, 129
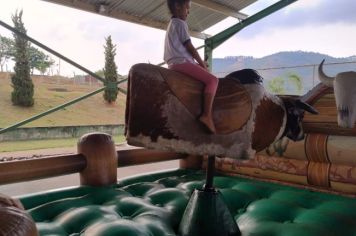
0, 146, 179, 197
0, 146, 77, 161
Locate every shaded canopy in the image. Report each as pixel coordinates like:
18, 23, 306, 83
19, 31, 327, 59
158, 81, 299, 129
42, 0, 258, 39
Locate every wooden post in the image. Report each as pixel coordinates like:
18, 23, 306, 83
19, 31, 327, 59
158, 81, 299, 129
78, 132, 117, 186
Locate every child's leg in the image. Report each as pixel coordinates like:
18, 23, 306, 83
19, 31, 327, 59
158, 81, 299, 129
170, 63, 218, 94
170, 63, 219, 133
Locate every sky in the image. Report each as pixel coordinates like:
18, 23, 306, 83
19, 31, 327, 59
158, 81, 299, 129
1, 0, 356, 76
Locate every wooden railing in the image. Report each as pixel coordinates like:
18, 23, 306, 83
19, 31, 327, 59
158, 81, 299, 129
0, 153, 85, 185
0, 135, 201, 186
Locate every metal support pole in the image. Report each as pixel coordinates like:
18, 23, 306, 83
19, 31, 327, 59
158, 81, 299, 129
204, 0, 299, 62
204, 41, 213, 72
179, 154, 241, 235
204, 155, 216, 192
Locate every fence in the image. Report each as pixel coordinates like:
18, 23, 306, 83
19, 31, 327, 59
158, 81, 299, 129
0, 124, 124, 141
213, 60, 356, 95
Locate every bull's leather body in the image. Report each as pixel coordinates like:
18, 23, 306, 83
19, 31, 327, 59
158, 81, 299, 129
125, 63, 285, 159
159, 65, 252, 134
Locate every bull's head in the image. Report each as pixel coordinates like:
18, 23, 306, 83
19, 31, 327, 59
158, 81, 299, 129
282, 98, 318, 141
319, 59, 356, 128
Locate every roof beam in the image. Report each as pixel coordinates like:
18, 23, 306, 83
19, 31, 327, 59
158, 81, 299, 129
191, 0, 248, 20
42, 0, 209, 39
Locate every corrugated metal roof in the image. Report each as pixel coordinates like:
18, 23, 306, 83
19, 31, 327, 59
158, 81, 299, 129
42, 0, 258, 39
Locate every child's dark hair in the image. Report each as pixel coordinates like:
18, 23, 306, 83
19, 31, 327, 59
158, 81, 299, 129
167, 0, 190, 15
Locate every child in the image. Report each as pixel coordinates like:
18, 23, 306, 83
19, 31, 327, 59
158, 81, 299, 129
164, 0, 219, 134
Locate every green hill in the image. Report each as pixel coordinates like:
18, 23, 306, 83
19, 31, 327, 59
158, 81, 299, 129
212, 51, 356, 93
0, 73, 126, 128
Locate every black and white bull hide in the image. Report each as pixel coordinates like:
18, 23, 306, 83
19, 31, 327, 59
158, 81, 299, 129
319, 59, 356, 128
125, 64, 318, 159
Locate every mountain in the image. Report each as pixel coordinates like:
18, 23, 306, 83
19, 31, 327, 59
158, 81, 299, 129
212, 51, 356, 93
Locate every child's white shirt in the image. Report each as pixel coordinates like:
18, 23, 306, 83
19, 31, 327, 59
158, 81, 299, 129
164, 18, 194, 66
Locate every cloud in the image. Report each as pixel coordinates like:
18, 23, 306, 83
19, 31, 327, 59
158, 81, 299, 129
214, 22, 356, 59
281, 0, 356, 27
237, 0, 356, 39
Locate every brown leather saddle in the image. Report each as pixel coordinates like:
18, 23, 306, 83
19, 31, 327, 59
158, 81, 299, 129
158, 67, 252, 134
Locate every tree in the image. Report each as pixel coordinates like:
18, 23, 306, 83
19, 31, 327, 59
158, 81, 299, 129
95, 69, 105, 78
11, 10, 34, 107
267, 73, 303, 95
267, 77, 285, 94
0, 35, 54, 74
287, 73, 303, 95
0, 35, 14, 72
103, 36, 118, 103
28, 46, 55, 75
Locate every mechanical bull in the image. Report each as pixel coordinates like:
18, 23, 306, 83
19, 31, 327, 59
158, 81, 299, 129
125, 64, 318, 159
319, 59, 356, 128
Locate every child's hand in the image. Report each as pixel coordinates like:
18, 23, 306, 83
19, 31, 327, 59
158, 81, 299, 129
199, 61, 209, 71
200, 63, 207, 70
204, 61, 209, 68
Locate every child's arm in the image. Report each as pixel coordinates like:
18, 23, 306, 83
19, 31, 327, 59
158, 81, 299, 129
185, 41, 207, 70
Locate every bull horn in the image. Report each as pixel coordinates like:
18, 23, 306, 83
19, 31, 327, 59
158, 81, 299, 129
296, 100, 319, 114
318, 59, 335, 87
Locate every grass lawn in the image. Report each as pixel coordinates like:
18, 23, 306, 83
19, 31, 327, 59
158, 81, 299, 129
0, 73, 128, 153
0, 135, 126, 153
0, 73, 127, 127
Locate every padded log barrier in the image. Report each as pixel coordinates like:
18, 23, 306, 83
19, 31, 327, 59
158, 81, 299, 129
0, 194, 38, 236
305, 133, 331, 187
78, 132, 117, 186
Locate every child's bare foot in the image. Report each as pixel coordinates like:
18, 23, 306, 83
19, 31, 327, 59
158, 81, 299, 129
199, 115, 216, 134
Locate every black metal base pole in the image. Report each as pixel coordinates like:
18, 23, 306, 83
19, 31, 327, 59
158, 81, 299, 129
204, 155, 216, 192
178, 155, 241, 236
